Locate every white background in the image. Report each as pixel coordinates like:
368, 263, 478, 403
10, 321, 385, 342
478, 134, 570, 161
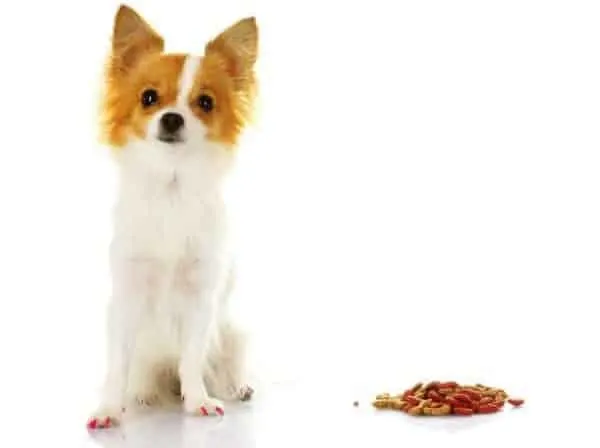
0, 0, 598, 446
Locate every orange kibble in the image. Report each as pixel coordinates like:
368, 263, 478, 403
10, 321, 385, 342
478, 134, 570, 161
372, 398, 390, 409
408, 406, 423, 416
390, 399, 405, 410
410, 383, 424, 393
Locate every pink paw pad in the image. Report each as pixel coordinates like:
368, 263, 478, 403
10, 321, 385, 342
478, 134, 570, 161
196, 405, 224, 416
87, 417, 113, 430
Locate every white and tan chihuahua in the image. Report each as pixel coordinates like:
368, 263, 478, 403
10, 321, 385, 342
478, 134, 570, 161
88, 4, 258, 429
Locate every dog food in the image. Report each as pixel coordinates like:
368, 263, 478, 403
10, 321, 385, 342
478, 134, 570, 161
372, 381, 524, 416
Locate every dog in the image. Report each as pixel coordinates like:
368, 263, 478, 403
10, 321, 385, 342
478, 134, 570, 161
88, 4, 258, 429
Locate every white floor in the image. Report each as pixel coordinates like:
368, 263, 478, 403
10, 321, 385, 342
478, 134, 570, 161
69, 377, 571, 448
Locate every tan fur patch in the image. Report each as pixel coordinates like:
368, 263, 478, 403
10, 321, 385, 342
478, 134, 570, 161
103, 53, 186, 146
184, 52, 254, 146
100, 6, 258, 149
185, 17, 258, 146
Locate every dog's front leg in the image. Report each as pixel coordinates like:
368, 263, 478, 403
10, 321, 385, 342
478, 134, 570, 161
179, 257, 226, 417
88, 257, 158, 428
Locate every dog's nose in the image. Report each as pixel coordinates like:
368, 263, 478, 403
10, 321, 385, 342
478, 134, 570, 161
160, 112, 184, 134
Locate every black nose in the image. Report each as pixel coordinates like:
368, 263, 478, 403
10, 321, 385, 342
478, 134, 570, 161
160, 112, 184, 134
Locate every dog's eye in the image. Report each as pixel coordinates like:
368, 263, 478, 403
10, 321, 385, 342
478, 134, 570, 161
141, 89, 159, 108
197, 94, 214, 113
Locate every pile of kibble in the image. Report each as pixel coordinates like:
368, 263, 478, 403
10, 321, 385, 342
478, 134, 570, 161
371, 381, 524, 416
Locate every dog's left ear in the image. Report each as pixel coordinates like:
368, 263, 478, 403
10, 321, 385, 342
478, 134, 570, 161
205, 17, 258, 77
111, 4, 164, 73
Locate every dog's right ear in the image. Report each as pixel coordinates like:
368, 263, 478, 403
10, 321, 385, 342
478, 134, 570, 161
111, 4, 164, 73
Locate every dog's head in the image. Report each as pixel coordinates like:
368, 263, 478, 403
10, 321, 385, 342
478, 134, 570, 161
101, 5, 258, 172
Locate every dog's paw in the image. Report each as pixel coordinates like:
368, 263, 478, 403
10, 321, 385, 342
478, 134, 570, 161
238, 384, 254, 402
87, 408, 122, 430
184, 396, 225, 416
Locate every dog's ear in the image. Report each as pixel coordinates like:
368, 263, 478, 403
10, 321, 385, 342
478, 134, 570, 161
205, 17, 258, 78
111, 4, 164, 73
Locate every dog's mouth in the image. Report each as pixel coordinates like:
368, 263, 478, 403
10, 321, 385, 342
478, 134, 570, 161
158, 133, 185, 144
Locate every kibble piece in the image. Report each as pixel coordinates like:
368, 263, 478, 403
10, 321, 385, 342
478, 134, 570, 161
410, 383, 424, 393
372, 398, 389, 409
454, 407, 474, 416
390, 399, 405, 410
508, 398, 524, 407
408, 406, 423, 416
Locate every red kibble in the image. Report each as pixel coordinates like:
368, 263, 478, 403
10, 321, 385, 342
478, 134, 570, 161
453, 393, 472, 403
216, 407, 224, 416
508, 398, 524, 407
87, 419, 98, 430
454, 393, 473, 408
453, 407, 474, 416
405, 395, 420, 406
445, 397, 460, 407
200, 407, 208, 416
427, 390, 442, 401
464, 390, 482, 401
478, 404, 500, 413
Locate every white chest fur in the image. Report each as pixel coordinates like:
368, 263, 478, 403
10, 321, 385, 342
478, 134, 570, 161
111, 139, 231, 261
114, 173, 224, 260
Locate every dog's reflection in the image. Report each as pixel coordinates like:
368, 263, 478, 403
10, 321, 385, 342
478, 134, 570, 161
89, 406, 255, 448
